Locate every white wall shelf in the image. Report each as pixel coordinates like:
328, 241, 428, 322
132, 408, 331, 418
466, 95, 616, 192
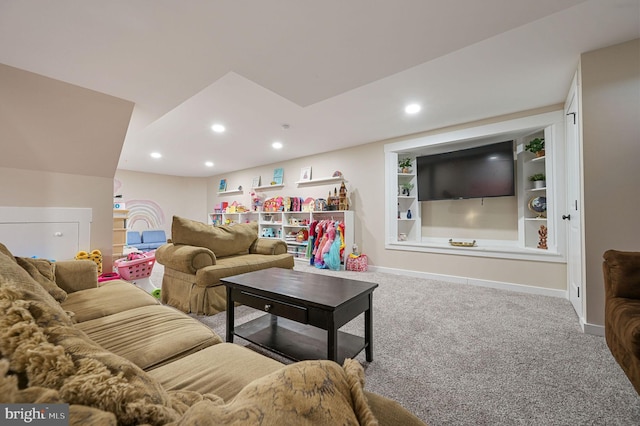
253, 184, 284, 190
218, 189, 243, 195
295, 176, 345, 186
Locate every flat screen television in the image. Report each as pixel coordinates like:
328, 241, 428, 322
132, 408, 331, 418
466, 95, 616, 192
416, 140, 515, 201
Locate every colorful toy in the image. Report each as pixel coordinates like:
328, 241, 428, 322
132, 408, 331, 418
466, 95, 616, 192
75, 249, 103, 274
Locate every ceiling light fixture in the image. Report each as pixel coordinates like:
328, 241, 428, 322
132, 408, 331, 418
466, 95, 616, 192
150, 152, 162, 159
272, 141, 283, 149
205, 161, 214, 167
405, 103, 421, 114
211, 124, 226, 133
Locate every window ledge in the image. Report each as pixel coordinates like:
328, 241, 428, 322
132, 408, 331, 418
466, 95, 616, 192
386, 239, 565, 263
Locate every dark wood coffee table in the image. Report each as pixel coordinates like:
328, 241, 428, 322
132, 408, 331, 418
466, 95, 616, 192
222, 267, 378, 364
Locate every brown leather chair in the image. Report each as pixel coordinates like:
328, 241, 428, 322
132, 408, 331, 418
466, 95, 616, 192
602, 249, 640, 395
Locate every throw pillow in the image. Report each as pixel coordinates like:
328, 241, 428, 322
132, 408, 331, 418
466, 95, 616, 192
171, 216, 258, 258
0, 251, 72, 328
0, 242, 15, 262
176, 359, 378, 425
16, 257, 68, 303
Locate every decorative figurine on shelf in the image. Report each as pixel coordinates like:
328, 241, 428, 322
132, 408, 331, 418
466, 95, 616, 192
328, 188, 340, 210
338, 181, 349, 210
406, 209, 412, 219
250, 191, 262, 212
538, 225, 548, 250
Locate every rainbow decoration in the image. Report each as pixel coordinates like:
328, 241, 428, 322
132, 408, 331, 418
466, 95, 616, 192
126, 199, 166, 230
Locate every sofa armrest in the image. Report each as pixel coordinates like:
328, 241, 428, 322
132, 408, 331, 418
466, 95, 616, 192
249, 238, 288, 255
603, 250, 640, 299
156, 243, 216, 274
54, 260, 98, 293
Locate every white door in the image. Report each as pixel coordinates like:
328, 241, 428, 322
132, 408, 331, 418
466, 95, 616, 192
565, 74, 584, 320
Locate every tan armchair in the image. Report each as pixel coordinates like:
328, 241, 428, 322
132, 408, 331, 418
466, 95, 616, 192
156, 217, 294, 315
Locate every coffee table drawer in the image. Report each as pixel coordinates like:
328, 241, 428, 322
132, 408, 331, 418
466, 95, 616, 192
235, 290, 308, 323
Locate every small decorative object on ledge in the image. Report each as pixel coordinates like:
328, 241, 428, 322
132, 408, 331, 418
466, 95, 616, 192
538, 225, 548, 249
299, 166, 312, 182
339, 182, 349, 210
524, 137, 545, 157
528, 196, 547, 218
448, 239, 477, 247
398, 158, 412, 173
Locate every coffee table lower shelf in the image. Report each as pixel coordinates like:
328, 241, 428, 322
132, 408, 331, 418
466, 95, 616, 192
233, 314, 366, 364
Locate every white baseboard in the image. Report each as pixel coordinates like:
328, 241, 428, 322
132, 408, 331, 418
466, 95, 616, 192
368, 265, 567, 298
582, 322, 605, 336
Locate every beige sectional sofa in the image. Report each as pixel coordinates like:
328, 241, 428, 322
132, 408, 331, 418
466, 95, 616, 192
0, 242, 426, 425
156, 216, 294, 315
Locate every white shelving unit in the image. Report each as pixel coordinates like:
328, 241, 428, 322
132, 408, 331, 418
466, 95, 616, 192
395, 164, 420, 243
258, 210, 354, 266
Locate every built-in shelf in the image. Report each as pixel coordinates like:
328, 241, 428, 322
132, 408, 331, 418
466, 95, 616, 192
253, 184, 284, 190
218, 189, 243, 195
295, 176, 345, 186
527, 187, 547, 192
525, 217, 547, 221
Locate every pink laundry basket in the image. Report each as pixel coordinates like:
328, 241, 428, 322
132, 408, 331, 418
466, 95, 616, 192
114, 252, 156, 281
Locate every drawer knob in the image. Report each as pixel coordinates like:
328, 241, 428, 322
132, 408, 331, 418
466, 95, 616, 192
264, 304, 272, 312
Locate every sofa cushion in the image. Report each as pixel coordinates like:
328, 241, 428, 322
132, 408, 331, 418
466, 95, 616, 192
195, 254, 294, 288
172, 216, 258, 257
147, 343, 285, 402
61, 280, 159, 323
75, 305, 222, 370
126, 231, 142, 245
142, 230, 166, 244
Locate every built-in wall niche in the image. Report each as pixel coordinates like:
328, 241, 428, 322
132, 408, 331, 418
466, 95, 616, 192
384, 110, 566, 263
421, 197, 518, 241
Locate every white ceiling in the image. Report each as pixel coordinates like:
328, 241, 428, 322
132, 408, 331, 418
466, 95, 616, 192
1, 0, 638, 177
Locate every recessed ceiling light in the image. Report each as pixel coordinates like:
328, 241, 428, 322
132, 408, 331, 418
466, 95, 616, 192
405, 103, 421, 114
272, 141, 283, 149
211, 124, 226, 133
150, 152, 162, 159
205, 161, 214, 167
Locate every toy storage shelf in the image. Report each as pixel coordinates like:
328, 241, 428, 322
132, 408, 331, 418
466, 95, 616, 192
258, 210, 354, 266
113, 209, 129, 262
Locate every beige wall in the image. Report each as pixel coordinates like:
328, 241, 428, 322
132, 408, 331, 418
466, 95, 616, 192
581, 39, 640, 326
0, 166, 114, 263
208, 106, 567, 291
114, 170, 208, 237
0, 63, 133, 177
0, 65, 133, 266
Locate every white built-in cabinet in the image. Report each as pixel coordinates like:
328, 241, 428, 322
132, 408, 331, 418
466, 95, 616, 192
384, 111, 567, 262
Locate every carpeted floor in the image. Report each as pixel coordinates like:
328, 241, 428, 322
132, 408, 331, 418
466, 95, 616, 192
152, 263, 640, 425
